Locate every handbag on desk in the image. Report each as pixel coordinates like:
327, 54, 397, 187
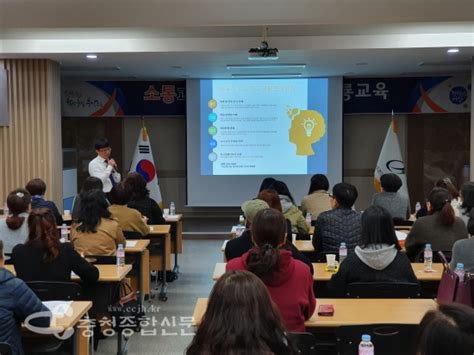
436, 252, 473, 307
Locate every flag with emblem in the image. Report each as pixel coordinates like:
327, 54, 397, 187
129, 124, 162, 205
374, 111, 409, 200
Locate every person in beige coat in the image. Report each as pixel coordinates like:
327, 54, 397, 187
108, 183, 150, 237
71, 189, 126, 256
301, 174, 332, 222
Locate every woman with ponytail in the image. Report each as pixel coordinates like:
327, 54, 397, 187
405, 188, 468, 260
0, 189, 31, 254
226, 208, 316, 332
11, 209, 98, 283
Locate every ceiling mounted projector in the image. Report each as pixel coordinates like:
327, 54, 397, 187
248, 27, 279, 60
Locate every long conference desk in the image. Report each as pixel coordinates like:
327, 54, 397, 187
5, 264, 133, 282
212, 262, 443, 282
193, 297, 437, 327
22, 301, 93, 355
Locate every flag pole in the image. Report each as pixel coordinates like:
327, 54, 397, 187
141, 116, 148, 140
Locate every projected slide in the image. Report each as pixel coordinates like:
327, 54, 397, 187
200, 79, 328, 175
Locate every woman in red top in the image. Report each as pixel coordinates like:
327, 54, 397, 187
226, 208, 316, 332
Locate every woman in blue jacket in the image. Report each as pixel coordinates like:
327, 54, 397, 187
0, 240, 51, 355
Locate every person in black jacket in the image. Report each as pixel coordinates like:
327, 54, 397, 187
225, 197, 314, 274
25, 178, 63, 225
11, 209, 99, 284
124, 172, 166, 225
313, 182, 362, 253
0, 240, 51, 355
326, 205, 418, 298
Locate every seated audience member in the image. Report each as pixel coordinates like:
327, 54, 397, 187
12, 209, 99, 283
108, 183, 150, 237
416, 304, 474, 355
313, 182, 362, 253
258, 189, 293, 237
457, 181, 474, 226
25, 178, 63, 225
225, 198, 313, 274
225, 199, 269, 261
372, 173, 410, 222
257, 189, 313, 274
71, 189, 126, 256
271, 180, 309, 235
186, 270, 294, 355
258, 177, 276, 193
300, 174, 332, 221
123, 172, 166, 225
71, 176, 104, 221
450, 237, 474, 272
326, 206, 418, 297
405, 188, 468, 260
435, 177, 461, 216
415, 179, 460, 219
226, 209, 315, 332
0, 240, 52, 355
0, 189, 31, 254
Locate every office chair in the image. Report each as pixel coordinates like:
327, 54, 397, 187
336, 324, 417, 355
346, 282, 421, 298
287, 332, 317, 355
0, 342, 12, 355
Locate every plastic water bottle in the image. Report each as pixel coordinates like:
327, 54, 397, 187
415, 201, 421, 214
236, 215, 245, 237
358, 334, 374, 355
60, 224, 69, 243
3, 203, 8, 216
116, 244, 125, 267
339, 242, 347, 264
305, 212, 312, 226
169, 202, 176, 216
454, 263, 465, 282
424, 244, 433, 271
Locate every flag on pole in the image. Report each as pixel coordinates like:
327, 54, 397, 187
129, 124, 162, 205
374, 111, 409, 200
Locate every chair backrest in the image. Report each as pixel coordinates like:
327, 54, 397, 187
85, 255, 117, 265
336, 324, 417, 355
393, 219, 414, 227
3, 253, 12, 265
26, 281, 83, 301
123, 231, 144, 239
287, 332, 317, 355
346, 282, 421, 299
0, 342, 12, 355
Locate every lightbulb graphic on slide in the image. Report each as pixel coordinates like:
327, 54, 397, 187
287, 108, 326, 156
208, 99, 217, 109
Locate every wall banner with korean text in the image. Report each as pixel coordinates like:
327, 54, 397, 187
343, 76, 471, 114
62, 81, 186, 117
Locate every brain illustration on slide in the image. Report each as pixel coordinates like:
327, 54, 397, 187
287, 108, 326, 156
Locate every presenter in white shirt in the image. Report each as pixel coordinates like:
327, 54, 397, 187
88, 139, 121, 193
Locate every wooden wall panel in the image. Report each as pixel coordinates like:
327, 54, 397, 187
0, 59, 62, 209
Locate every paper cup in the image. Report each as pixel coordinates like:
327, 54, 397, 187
326, 254, 337, 267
